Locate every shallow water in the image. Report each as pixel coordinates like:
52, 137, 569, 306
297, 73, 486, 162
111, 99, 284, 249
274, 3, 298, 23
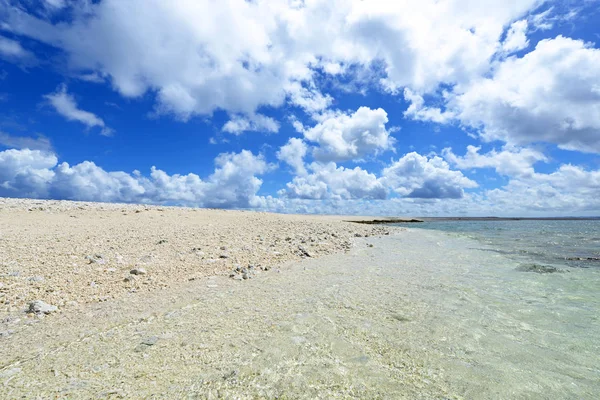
1, 229, 599, 398
415, 219, 600, 269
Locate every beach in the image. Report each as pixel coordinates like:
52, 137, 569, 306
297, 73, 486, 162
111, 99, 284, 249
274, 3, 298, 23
1, 199, 599, 398
0, 197, 393, 319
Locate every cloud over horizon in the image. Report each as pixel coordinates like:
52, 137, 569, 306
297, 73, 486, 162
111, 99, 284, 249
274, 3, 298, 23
0, 1, 599, 216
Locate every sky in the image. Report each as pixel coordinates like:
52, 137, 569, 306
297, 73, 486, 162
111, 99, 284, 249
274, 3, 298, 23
0, 0, 599, 217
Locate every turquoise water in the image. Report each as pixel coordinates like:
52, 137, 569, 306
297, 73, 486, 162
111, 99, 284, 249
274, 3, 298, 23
414, 219, 600, 269
392, 221, 600, 398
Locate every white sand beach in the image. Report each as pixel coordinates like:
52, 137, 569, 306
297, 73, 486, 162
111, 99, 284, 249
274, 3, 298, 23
0, 198, 398, 318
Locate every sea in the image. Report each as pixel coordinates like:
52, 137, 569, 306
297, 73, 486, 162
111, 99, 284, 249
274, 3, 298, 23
414, 219, 600, 270
397, 219, 600, 398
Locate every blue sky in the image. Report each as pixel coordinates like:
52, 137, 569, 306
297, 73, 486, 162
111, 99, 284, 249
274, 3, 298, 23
0, 0, 599, 216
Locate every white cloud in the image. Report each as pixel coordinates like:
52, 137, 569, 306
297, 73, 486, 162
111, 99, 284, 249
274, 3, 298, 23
0, 149, 56, 198
322, 62, 344, 75
277, 138, 308, 176
3, 147, 600, 216
77, 72, 105, 83
222, 114, 280, 135
2, 0, 307, 120
453, 36, 600, 153
0, 132, 53, 152
0, 35, 34, 61
529, 6, 580, 32
0, 148, 271, 208
529, 165, 600, 201
280, 162, 387, 200
44, 85, 113, 136
483, 165, 600, 215
43, 0, 67, 10
266, 160, 600, 216
1, 0, 543, 120
279, 151, 476, 201
382, 152, 477, 199
51, 161, 148, 203
303, 107, 395, 162
530, 7, 555, 30
204, 150, 273, 208
403, 89, 455, 124
285, 83, 333, 115
501, 20, 529, 53
443, 145, 548, 177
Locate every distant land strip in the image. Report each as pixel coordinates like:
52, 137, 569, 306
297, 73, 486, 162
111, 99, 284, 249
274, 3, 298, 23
347, 216, 600, 224
418, 217, 600, 221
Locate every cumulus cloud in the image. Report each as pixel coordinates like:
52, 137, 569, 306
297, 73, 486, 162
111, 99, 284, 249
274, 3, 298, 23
277, 138, 308, 176
443, 145, 548, 177
404, 35, 600, 153
403, 89, 454, 124
279, 151, 475, 201
303, 107, 395, 162
285, 83, 333, 115
453, 36, 600, 152
345, 0, 540, 93
222, 114, 280, 135
1, 0, 542, 120
539, 164, 600, 191
0, 149, 57, 198
483, 165, 600, 214
204, 150, 273, 208
268, 160, 600, 217
50, 161, 147, 203
0, 148, 271, 208
382, 152, 477, 199
3, 147, 599, 216
280, 162, 387, 200
44, 85, 113, 136
501, 20, 529, 53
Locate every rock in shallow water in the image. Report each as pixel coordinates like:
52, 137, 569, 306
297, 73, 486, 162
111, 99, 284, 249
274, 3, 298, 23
516, 264, 564, 274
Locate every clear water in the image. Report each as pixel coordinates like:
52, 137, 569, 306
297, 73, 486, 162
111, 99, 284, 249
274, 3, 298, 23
414, 219, 600, 269
1, 226, 599, 398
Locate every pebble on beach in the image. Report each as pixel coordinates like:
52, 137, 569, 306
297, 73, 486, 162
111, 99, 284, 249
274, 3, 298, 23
130, 268, 147, 276
28, 300, 58, 315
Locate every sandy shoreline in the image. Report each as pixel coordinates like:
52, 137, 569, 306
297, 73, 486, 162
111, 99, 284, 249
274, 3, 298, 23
0, 197, 398, 321
2, 205, 598, 398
